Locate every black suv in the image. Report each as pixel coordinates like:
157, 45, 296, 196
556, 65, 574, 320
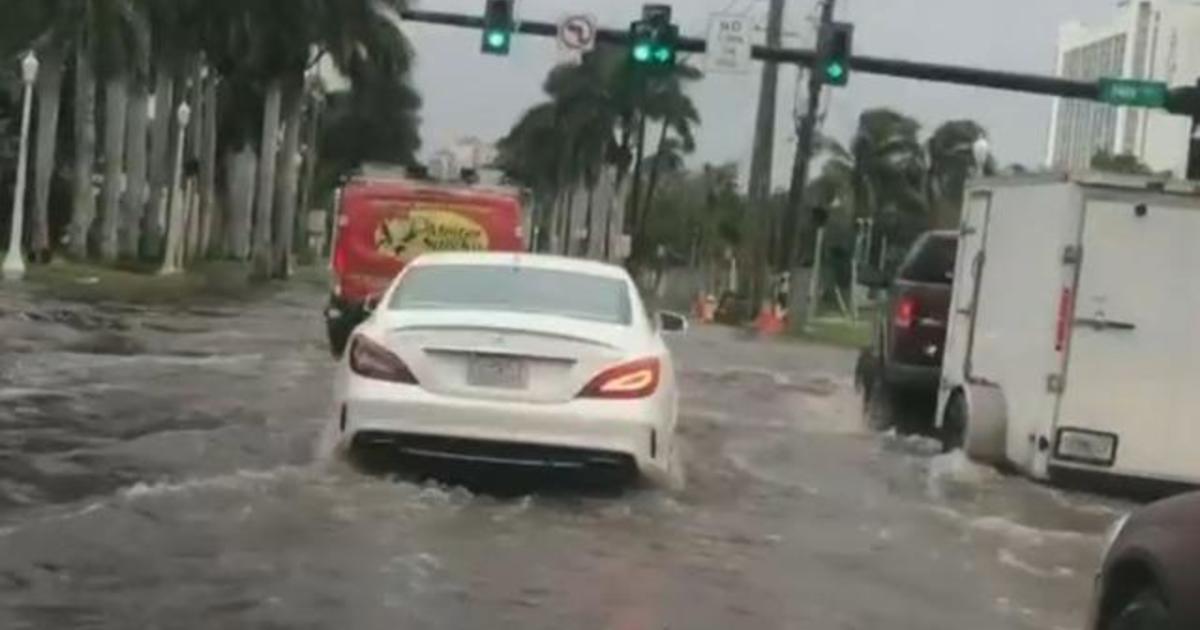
856, 231, 958, 429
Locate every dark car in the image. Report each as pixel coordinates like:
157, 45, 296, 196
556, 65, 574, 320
1089, 492, 1200, 630
856, 230, 958, 429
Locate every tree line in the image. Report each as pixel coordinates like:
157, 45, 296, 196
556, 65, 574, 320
495, 47, 701, 263
1, 0, 421, 278
633, 109, 999, 292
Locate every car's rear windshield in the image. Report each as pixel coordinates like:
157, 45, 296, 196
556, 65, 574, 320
389, 265, 633, 325
897, 234, 958, 284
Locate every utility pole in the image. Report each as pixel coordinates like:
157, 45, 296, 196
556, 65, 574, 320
746, 0, 786, 310
1189, 78, 1200, 180
783, 0, 834, 270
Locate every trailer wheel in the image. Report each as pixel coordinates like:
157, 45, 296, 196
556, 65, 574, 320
941, 391, 967, 453
1106, 589, 1170, 630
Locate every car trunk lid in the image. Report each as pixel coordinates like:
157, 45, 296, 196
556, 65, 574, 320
379, 310, 636, 403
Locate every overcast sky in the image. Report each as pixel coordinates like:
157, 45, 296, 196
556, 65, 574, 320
403, 0, 1113, 189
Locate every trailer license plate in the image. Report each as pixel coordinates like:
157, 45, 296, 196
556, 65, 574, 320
1055, 429, 1117, 466
468, 356, 529, 389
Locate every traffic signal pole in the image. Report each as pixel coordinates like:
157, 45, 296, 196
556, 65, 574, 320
400, 8, 1106, 102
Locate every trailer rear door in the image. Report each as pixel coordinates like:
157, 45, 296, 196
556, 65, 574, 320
940, 191, 991, 388
1053, 197, 1200, 482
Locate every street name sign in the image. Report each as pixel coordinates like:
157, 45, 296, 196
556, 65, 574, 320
1099, 78, 1168, 108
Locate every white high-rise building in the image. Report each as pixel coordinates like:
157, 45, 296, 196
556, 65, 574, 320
1046, 0, 1200, 175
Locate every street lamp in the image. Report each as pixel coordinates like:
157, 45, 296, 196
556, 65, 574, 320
159, 101, 192, 275
3, 51, 39, 281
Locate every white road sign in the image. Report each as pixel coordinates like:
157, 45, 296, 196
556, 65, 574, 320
706, 14, 753, 74
558, 14, 597, 52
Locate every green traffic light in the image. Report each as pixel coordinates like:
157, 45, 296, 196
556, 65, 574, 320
653, 46, 672, 63
633, 43, 653, 63
825, 62, 845, 80
486, 30, 509, 49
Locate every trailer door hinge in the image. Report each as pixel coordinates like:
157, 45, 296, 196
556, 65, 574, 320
1046, 374, 1065, 393
1062, 245, 1082, 265
960, 225, 977, 237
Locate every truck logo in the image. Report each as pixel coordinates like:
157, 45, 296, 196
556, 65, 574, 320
374, 208, 490, 259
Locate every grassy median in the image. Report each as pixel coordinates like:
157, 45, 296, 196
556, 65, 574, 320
20, 259, 327, 304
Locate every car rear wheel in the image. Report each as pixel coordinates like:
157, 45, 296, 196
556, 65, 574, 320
1107, 589, 1170, 630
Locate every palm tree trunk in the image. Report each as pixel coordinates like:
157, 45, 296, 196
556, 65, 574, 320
271, 86, 304, 278
121, 81, 150, 259
626, 112, 648, 237
294, 96, 323, 261
535, 189, 555, 252
561, 189, 576, 256
31, 46, 65, 261
143, 68, 174, 258
252, 79, 283, 279
98, 75, 130, 262
225, 146, 256, 259
68, 41, 97, 260
584, 184, 596, 258
638, 121, 671, 240
198, 74, 218, 257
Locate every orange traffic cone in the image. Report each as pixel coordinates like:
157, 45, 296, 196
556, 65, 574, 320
755, 300, 784, 335
702, 294, 717, 323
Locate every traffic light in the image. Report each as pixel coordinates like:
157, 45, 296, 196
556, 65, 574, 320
817, 22, 854, 86
628, 5, 677, 70
481, 0, 514, 56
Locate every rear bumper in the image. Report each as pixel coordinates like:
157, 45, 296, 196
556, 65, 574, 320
1048, 463, 1198, 500
351, 432, 638, 477
337, 376, 672, 476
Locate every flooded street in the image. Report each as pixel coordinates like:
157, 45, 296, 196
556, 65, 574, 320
0, 285, 1129, 630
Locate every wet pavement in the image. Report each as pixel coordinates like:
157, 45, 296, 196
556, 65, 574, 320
0, 284, 1131, 629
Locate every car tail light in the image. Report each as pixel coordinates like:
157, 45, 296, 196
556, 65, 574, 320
349, 335, 418, 384
578, 358, 661, 400
894, 296, 918, 329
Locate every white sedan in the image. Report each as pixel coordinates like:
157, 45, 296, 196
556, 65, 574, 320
333, 252, 685, 482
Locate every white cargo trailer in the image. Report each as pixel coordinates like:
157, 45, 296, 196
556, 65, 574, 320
936, 172, 1200, 488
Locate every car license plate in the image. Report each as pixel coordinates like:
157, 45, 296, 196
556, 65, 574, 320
467, 355, 528, 389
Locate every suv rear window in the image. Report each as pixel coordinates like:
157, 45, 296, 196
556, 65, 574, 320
897, 234, 958, 284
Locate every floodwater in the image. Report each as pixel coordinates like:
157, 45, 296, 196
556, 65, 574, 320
0, 285, 1129, 629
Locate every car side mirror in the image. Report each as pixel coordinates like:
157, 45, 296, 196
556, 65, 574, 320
363, 294, 382, 314
657, 311, 689, 334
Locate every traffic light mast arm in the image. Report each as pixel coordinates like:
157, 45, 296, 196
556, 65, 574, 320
400, 8, 1169, 110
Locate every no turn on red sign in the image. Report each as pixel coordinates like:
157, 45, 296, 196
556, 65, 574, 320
706, 14, 753, 74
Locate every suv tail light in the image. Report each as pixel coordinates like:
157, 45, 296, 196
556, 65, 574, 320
349, 335, 418, 384
331, 213, 351, 276
894, 296, 918, 329
578, 358, 661, 400
332, 237, 349, 276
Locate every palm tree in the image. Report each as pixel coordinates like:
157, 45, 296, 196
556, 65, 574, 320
636, 79, 699, 244
497, 101, 562, 251
91, 0, 148, 262
926, 119, 993, 228
67, 10, 97, 260
13, 0, 71, 261
851, 108, 927, 224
